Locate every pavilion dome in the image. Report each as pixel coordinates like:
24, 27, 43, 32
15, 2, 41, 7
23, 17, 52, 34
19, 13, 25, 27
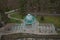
24, 14, 35, 24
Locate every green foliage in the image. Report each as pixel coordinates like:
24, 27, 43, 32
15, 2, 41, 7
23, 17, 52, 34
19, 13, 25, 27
18, 0, 60, 13
19, 0, 26, 15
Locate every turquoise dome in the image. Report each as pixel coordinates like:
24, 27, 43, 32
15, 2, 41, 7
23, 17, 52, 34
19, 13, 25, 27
24, 14, 35, 24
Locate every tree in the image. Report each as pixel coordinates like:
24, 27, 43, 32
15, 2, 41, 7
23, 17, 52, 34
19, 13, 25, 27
19, 0, 27, 15
40, 16, 44, 21
0, 0, 8, 24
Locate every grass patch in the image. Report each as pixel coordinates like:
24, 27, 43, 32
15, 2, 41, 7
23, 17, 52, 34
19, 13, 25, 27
11, 13, 25, 19
7, 18, 22, 24
37, 16, 60, 27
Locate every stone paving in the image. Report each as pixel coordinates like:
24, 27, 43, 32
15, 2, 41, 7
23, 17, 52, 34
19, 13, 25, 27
0, 23, 57, 35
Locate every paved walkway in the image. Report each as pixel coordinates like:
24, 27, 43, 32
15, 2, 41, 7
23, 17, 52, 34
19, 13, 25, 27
8, 13, 23, 22
0, 23, 57, 35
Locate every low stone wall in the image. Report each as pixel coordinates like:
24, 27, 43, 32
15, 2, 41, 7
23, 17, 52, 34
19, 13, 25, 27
1, 33, 60, 40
